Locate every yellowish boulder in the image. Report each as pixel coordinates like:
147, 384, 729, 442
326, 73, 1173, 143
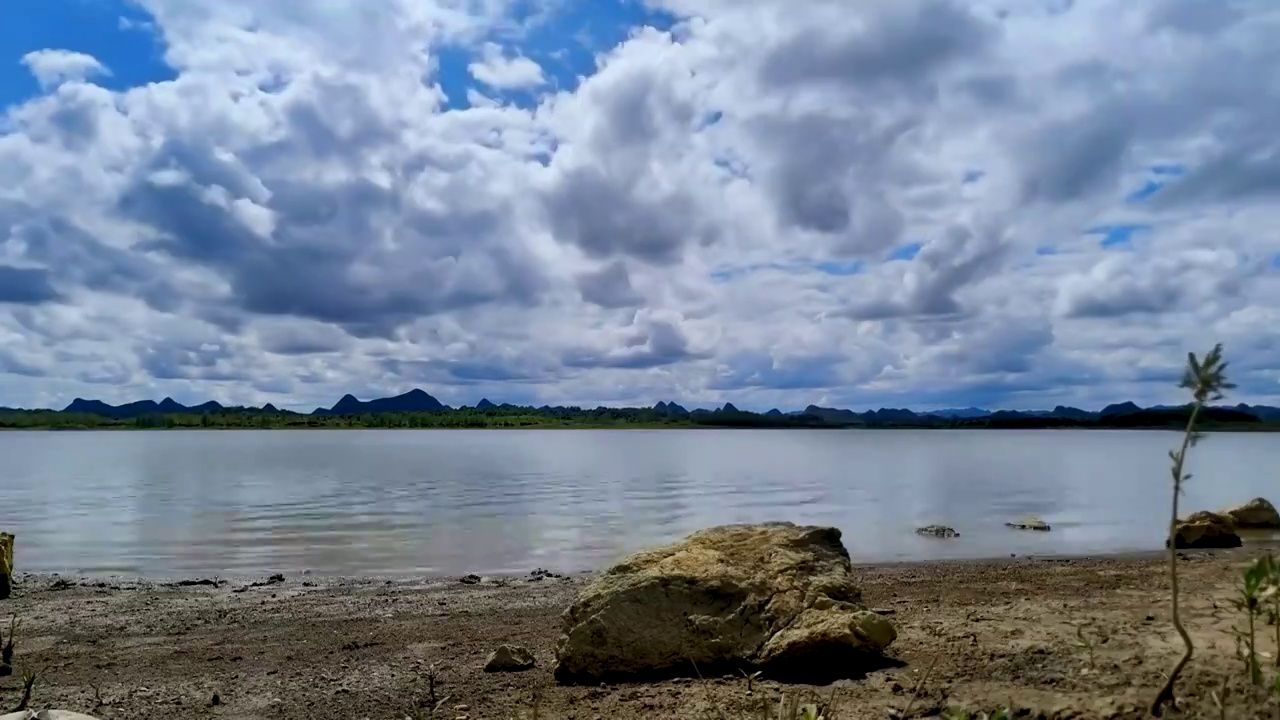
1221, 497, 1280, 529
552, 522, 896, 684
1170, 511, 1242, 549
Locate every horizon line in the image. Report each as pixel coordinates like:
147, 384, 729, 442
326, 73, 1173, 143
3, 392, 1271, 417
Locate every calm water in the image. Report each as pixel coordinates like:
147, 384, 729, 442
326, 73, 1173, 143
1, 429, 1276, 578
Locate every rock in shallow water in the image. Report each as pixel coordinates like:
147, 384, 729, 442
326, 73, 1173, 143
1170, 510, 1242, 549
915, 525, 959, 538
552, 522, 896, 684
1221, 497, 1280, 529
1005, 518, 1051, 532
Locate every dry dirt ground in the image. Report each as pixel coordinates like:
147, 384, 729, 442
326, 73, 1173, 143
1, 548, 1278, 720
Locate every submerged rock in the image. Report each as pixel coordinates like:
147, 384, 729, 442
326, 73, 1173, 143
1221, 497, 1280, 529
484, 644, 536, 672
552, 522, 896, 684
1005, 518, 1051, 532
1170, 510, 1242, 549
915, 525, 960, 538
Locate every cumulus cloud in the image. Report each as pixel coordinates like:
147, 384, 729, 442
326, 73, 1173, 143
20, 49, 112, 89
1, 0, 1280, 411
468, 43, 546, 90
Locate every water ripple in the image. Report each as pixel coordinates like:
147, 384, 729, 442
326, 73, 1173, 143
1, 428, 1277, 577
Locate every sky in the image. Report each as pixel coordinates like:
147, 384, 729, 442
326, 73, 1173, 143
1, 0, 1280, 413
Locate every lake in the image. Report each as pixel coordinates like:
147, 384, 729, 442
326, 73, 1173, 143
1, 428, 1276, 578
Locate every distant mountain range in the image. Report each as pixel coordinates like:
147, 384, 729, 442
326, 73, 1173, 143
1, 390, 1277, 425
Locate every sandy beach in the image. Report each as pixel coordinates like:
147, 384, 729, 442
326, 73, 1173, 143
1, 548, 1278, 719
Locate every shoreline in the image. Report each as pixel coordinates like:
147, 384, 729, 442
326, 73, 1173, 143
2, 547, 1277, 719
5, 545, 1190, 586
15, 536, 1280, 587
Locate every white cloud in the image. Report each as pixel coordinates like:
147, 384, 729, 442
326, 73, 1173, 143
20, 50, 112, 89
2, 0, 1280, 412
468, 43, 546, 90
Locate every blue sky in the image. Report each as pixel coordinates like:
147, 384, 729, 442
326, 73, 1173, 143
1, 0, 1279, 413
437, 0, 676, 109
1, 0, 174, 108
1, 0, 675, 111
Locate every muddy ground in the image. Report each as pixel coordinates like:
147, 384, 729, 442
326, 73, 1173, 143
1, 549, 1278, 719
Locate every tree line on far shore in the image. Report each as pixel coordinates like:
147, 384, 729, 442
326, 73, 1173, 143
0, 402, 1276, 431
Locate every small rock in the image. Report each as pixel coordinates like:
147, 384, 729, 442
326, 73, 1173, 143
484, 644, 536, 672
211, 693, 221, 706
459, 574, 482, 585
455, 704, 470, 711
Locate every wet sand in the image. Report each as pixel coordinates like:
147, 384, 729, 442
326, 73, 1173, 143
1, 548, 1278, 719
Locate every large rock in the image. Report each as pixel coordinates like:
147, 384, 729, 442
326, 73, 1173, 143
1169, 511, 1242, 549
1221, 497, 1280, 529
0, 532, 12, 600
552, 522, 896, 684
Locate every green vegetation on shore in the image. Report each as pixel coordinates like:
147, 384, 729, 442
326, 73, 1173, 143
2, 402, 1279, 430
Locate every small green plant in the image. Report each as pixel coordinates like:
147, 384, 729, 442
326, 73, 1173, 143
1151, 343, 1234, 716
1263, 555, 1280, 671
1073, 621, 1108, 669
1, 615, 16, 671
10, 669, 36, 713
1233, 555, 1274, 686
402, 662, 450, 719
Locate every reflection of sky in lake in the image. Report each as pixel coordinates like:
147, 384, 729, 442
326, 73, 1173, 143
1, 429, 1277, 577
